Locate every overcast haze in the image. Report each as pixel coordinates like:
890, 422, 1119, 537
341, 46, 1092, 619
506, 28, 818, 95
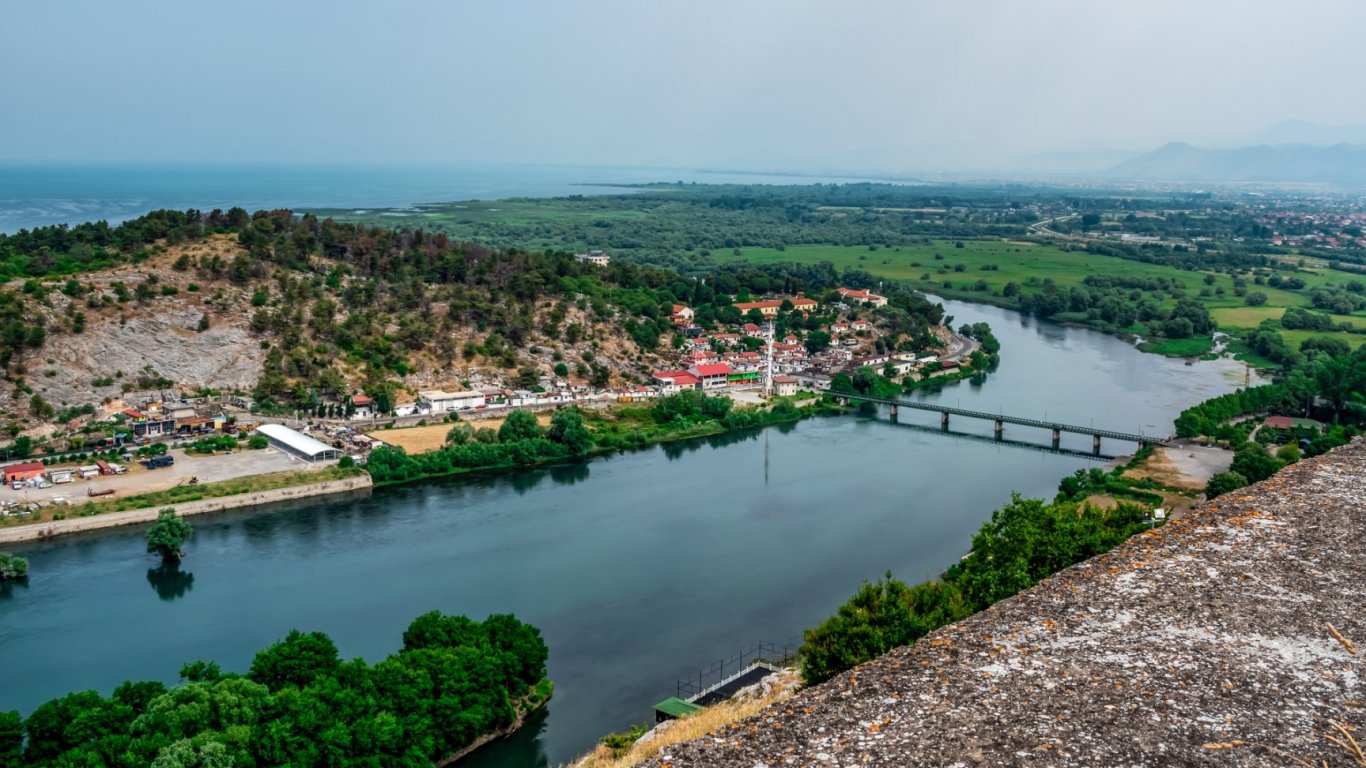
4, 0, 1365, 174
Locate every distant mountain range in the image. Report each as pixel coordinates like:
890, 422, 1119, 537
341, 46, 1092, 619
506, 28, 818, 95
1107, 141, 1366, 186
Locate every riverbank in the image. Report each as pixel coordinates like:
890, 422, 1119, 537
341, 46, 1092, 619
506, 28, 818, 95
436, 680, 554, 767
0, 470, 371, 544
365, 396, 834, 489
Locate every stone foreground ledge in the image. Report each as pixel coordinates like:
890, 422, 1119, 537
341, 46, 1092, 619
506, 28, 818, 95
646, 439, 1366, 767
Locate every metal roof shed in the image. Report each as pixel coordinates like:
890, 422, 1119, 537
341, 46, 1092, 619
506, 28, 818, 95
255, 424, 341, 462
652, 697, 703, 723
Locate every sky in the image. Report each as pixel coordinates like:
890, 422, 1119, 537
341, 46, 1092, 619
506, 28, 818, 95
4, 0, 1366, 174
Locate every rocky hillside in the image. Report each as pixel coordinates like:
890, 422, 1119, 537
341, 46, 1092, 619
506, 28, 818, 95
0, 212, 684, 424
643, 440, 1366, 767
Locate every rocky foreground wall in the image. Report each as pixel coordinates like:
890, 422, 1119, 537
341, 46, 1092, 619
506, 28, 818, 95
646, 440, 1366, 767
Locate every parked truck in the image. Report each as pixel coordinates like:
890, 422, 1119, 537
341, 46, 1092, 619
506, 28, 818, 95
141, 455, 175, 470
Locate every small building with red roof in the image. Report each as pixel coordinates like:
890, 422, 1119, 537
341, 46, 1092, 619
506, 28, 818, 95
653, 371, 702, 392
3, 461, 46, 484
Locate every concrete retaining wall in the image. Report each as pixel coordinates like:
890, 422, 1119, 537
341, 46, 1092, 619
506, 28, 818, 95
0, 474, 373, 544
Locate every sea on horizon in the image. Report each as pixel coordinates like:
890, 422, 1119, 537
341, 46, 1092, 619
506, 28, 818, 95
0, 163, 904, 234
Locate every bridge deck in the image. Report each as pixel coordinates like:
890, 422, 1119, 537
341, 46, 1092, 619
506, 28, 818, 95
837, 393, 1170, 445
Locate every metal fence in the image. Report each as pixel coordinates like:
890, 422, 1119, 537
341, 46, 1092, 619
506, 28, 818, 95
674, 641, 800, 700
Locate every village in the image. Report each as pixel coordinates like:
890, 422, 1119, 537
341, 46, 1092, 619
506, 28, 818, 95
0, 280, 981, 521
649, 286, 977, 398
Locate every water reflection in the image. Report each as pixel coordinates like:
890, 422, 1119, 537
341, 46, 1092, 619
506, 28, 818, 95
463, 706, 550, 768
0, 577, 30, 600
146, 562, 194, 601
704, 428, 760, 450
509, 469, 546, 495
549, 462, 591, 486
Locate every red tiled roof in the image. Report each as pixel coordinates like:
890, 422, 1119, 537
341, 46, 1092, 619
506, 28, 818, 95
1263, 415, 1295, 429
692, 363, 732, 376
655, 371, 701, 386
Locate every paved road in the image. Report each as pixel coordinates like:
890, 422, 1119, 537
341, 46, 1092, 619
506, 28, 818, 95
940, 330, 981, 362
1027, 213, 1079, 239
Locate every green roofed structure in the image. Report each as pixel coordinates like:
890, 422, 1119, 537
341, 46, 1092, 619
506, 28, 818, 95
653, 696, 703, 723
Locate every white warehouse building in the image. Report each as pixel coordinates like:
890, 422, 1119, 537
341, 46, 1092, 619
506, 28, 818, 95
255, 424, 342, 462
418, 389, 485, 413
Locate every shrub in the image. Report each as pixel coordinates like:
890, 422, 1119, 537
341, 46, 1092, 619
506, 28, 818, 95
1205, 471, 1248, 499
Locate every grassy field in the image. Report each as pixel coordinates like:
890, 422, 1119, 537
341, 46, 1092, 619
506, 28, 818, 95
371, 413, 552, 453
718, 240, 1366, 360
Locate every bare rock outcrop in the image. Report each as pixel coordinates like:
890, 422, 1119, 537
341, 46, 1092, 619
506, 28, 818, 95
646, 440, 1366, 767
30, 306, 264, 407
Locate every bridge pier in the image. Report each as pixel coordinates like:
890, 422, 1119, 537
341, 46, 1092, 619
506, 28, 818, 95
940, 411, 949, 429
1051, 428, 1061, 448
994, 419, 1003, 438
1093, 434, 1102, 454
889, 403, 898, 419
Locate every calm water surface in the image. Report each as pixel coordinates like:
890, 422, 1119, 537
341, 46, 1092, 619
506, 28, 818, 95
0, 299, 1247, 765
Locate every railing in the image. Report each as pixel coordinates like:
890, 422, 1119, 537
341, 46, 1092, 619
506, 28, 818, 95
834, 392, 1170, 445
675, 641, 800, 700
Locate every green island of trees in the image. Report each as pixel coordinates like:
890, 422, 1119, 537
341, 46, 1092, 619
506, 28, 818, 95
0, 551, 28, 581
0, 611, 550, 767
145, 509, 193, 563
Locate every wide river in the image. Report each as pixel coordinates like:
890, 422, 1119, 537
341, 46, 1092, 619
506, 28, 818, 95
0, 299, 1249, 766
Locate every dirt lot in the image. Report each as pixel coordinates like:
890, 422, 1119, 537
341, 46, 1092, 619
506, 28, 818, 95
369, 413, 552, 453
1, 447, 313, 508
1123, 442, 1233, 492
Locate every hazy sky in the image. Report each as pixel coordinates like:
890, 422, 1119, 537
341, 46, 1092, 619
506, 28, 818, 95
4, 0, 1365, 173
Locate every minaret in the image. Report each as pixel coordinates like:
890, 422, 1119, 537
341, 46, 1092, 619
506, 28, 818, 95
763, 320, 775, 397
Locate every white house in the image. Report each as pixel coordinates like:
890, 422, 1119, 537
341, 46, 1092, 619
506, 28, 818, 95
351, 395, 374, 419
575, 250, 610, 266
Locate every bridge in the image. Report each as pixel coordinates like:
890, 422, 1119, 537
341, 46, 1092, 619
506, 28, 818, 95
884, 419, 1119, 462
833, 392, 1172, 453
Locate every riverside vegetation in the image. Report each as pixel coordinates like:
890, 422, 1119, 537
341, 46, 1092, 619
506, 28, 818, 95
364, 394, 814, 486
0, 611, 550, 768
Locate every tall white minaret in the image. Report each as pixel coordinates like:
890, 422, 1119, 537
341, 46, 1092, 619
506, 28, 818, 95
763, 320, 775, 397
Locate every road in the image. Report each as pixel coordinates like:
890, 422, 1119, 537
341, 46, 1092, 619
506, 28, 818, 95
940, 329, 981, 362
1027, 213, 1079, 239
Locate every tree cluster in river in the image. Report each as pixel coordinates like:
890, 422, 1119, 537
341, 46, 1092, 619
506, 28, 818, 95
0, 611, 550, 768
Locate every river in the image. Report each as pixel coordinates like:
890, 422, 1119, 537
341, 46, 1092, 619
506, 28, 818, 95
0, 299, 1248, 766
